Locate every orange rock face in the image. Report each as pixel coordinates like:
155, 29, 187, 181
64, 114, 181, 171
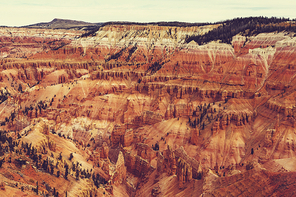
1, 23, 296, 196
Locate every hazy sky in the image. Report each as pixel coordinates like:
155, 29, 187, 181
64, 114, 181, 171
1, 0, 296, 26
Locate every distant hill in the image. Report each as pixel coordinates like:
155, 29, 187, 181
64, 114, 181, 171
22, 18, 103, 30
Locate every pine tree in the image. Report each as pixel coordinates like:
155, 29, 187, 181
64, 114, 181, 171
76, 169, 79, 180
0, 158, 5, 168
50, 163, 54, 174
36, 181, 38, 195
69, 153, 73, 161
64, 164, 69, 180
18, 84, 23, 92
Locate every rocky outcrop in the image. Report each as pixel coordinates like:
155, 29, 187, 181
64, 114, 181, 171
111, 111, 163, 147
162, 145, 177, 176
174, 146, 202, 180
132, 111, 163, 126
92, 70, 145, 81
111, 125, 130, 148
156, 145, 201, 188
0, 181, 5, 191
136, 143, 156, 162
165, 103, 194, 119
151, 186, 161, 196
190, 128, 199, 145
176, 157, 192, 189
100, 142, 109, 159
123, 129, 134, 147
112, 151, 126, 185
123, 150, 155, 177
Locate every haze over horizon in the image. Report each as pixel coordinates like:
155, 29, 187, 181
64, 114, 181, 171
1, 0, 296, 26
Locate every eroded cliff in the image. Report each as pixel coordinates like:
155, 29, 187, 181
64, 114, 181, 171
1, 19, 296, 196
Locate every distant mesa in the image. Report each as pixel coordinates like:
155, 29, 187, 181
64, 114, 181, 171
22, 18, 210, 30
22, 18, 103, 30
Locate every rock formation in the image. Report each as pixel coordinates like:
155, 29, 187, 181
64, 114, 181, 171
112, 151, 126, 185
1, 18, 296, 196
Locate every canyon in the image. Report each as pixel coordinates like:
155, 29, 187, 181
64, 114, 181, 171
1, 18, 296, 196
